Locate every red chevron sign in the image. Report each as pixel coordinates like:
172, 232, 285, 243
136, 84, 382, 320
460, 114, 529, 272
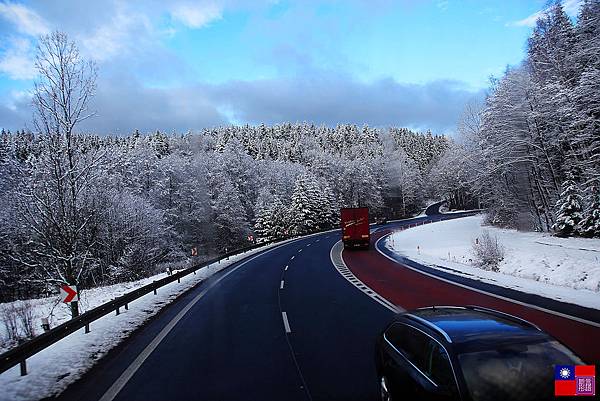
60, 285, 79, 303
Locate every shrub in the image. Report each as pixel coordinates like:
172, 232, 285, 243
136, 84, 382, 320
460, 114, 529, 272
472, 231, 505, 272
0, 304, 19, 344
14, 300, 37, 339
0, 300, 38, 345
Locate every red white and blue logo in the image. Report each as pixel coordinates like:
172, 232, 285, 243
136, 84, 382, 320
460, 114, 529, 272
555, 365, 595, 396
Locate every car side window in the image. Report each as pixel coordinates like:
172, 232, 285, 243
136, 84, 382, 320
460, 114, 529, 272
384, 323, 429, 373
386, 323, 457, 392
427, 343, 456, 390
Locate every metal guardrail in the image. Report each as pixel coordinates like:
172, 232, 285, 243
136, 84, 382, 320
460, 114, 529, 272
0, 238, 285, 376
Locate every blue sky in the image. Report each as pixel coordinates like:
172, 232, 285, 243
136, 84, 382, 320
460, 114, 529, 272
0, 0, 584, 134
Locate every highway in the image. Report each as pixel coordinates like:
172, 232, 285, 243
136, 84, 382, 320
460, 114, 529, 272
56, 211, 600, 401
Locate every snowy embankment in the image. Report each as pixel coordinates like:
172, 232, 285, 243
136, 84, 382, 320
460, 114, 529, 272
0, 242, 281, 401
385, 215, 600, 310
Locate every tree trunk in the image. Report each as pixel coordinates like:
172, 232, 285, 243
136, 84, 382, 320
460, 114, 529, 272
70, 301, 79, 318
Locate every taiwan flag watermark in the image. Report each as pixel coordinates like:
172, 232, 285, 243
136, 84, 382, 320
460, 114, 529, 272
555, 365, 595, 397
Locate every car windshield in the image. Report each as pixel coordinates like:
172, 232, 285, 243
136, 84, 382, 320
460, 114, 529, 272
458, 340, 583, 401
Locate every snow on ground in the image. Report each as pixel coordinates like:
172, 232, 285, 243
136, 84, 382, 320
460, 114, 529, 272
0, 240, 291, 401
385, 215, 600, 310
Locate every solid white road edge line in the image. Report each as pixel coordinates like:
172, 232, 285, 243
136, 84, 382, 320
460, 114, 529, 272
329, 240, 402, 314
282, 312, 291, 333
98, 239, 305, 401
374, 233, 600, 328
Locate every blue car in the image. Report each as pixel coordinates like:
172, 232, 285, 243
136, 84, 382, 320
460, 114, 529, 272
375, 306, 584, 401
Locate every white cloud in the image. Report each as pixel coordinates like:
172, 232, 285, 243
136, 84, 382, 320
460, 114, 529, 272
79, 4, 154, 62
0, 37, 36, 80
507, 0, 583, 28
437, 1, 449, 11
508, 10, 544, 27
170, 2, 223, 29
561, 0, 584, 16
5, 89, 31, 111
0, 2, 49, 36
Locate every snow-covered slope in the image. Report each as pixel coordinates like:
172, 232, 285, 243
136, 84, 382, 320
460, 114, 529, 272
384, 215, 600, 309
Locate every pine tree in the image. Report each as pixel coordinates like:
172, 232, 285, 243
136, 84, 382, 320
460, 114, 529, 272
269, 197, 288, 239
254, 204, 273, 242
289, 174, 320, 235
578, 183, 600, 237
574, 0, 600, 73
552, 178, 584, 237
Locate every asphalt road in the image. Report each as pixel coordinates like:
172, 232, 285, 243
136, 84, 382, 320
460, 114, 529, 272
55, 232, 394, 401
54, 210, 599, 401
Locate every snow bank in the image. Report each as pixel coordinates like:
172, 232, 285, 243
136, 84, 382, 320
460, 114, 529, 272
0, 242, 283, 401
384, 215, 600, 310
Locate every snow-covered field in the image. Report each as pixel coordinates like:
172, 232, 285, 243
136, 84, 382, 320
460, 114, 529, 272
384, 215, 600, 310
0, 242, 285, 401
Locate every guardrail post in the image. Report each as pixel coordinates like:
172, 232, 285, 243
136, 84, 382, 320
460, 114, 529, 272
20, 360, 27, 376
124, 303, 129, 311
177, 277, 180, 283
85, 323, 90, 334
115, 306, 120, 316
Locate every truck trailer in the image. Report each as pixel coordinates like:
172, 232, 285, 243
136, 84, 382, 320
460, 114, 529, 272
340, 207, 370, 249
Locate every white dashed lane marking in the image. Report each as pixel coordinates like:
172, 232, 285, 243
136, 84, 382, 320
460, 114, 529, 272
285, 265, 288, 271
329, 240, 402, 313
282, 312, 291, 333
291, 255, 295, 260
280, 280, 285, 289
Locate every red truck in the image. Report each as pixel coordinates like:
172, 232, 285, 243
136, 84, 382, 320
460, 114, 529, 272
340, 207, 370, 249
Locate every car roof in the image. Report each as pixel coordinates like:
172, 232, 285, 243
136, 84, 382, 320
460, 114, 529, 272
400, 306, 549, 351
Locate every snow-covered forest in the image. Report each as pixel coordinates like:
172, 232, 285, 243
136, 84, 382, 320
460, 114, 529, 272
443, 1, 600, 234
1, 1, 598, 305
0, 125, 448, 302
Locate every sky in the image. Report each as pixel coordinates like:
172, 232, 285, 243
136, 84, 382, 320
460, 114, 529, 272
0, 0, 585, 135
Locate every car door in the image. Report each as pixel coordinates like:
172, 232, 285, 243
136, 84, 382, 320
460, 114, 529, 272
382, 323, 415, 396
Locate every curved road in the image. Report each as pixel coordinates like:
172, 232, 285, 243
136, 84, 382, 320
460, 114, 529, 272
56, 233, 392, 401
55, 212, 599, 401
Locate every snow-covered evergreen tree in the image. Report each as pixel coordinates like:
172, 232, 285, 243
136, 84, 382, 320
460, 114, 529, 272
289, 173, 321, 235
553, 178, 584, 237
578, 183, 600, 237
253, 203, 274, 242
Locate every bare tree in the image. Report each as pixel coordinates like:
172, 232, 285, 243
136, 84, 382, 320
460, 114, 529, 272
19, 31, 99, 318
